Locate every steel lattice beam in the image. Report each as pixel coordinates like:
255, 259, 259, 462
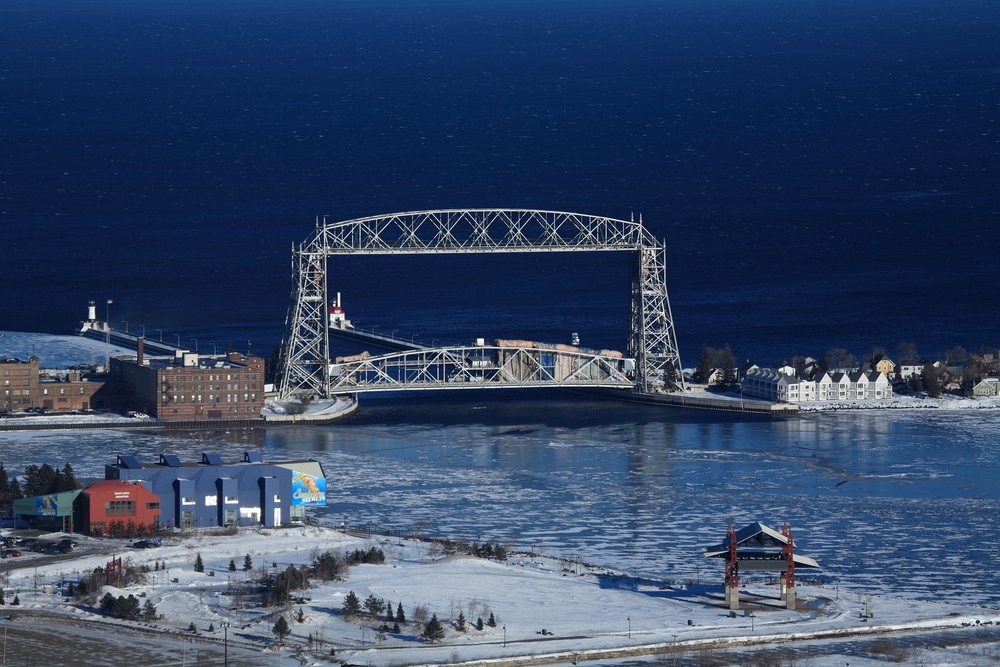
277, 209, 684, 399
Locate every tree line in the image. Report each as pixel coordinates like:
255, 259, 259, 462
0, 461, 80, 513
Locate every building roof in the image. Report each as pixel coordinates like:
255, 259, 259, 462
703, 521, 820, 569
112, 451, 320, 471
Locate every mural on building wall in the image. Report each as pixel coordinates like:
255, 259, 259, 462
291, 471, 326, 506
37, 495, 57, 516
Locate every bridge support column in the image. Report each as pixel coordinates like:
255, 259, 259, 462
726, 585, 740, 611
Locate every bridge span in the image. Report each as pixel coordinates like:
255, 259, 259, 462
328, 342, 634, 393
276, 209, 684, 401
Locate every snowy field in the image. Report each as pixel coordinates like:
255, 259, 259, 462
2, 526, 999, 667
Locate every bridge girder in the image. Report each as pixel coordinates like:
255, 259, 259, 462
276, 209, 683, 399
328, 345, 634, 393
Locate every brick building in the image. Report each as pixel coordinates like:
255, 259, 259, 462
111, 338, 265, 421
1, 356, 40, 413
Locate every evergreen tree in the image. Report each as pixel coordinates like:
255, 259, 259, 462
718, 343, 737, 387
100, 592, 116, 615
342, 591, 361, 615
10, 595, 18, 606
392, 622, 401, 634
487, 612, 496, 627
364, 594, 386, 617
396, 602, 406, 623
57, 463, 80, 492
229, 559, 237, 572
0, 589, 5, 605
923, 362, 942, 398
194, 553, 204, 572
422, 614, 445, 642
189, 622, 197, 633
457, 611, 466, 632
385, 601, 395, 623
208, 623, 215, 632
142, 599, 157, 621
695, 344, 713, 384
243, 554, 253, 571
273, 616, 291, 641
476, 616, 484, 631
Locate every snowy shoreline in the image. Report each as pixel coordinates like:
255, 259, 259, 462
3, 525, 998, 666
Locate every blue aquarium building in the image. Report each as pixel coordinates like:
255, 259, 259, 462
105, 451, 327, 529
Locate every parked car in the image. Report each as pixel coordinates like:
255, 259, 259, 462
4, 550, 21, 558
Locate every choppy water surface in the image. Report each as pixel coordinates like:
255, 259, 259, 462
4, 397, 997, 607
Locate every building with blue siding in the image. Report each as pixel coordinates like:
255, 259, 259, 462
105, 452, 326, 529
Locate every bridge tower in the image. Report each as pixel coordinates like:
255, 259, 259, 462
276, 209, 683, 399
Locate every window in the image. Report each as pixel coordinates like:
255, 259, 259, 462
105, 500, 136, 515
225, 495, 238, 504
146, 502, 160, 510
205, 495, 217, 506
182, 497, 196, 505
181, 511, 195, 528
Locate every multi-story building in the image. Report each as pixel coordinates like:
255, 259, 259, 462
1, 356, 40, 413
111, 338, 265, 421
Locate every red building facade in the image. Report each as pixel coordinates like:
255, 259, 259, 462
76, 480, 161, 535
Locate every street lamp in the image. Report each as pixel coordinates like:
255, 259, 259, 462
155, 328, 163, 342
192, 339, 198, 352
174, 334, 181, 347
502, 625, 506, 647
391, 329, 398, 339
223, 622, 229, 667
122, 320, 128, 333
211, 343, 218, 356
627, 616, 631, 638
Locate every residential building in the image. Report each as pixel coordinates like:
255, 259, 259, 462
973, 378, 1000, 397
742, 367, 892, 403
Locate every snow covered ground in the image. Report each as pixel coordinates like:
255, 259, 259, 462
3, 526, 998, 666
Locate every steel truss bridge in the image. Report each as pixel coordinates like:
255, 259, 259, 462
328, 344, 634, 393
276, 209, 683, 399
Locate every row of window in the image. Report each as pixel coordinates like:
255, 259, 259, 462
162, 394, 258, 404
167, 374, 259, 382
182, 494, 278, 506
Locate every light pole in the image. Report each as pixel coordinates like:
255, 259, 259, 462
672, 634, 678, 667
391, 329, 398, 339
155, 328, 163, 342
192, 338, 198, 353
138, 324, 145, 337
211, 343, 218, 356
502, 625, 506, 647
223, 622, 229, 667
122, 320, 128, 333
174, 334, 181, 347
627, 616, 631, 638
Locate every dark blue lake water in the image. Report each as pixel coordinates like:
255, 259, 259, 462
2, 0, 998, 367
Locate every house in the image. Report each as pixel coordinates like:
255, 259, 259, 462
868, 355, 896, 377
973, 378, 1000, 397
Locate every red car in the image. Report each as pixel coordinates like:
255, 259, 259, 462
4, 550, 21, 558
